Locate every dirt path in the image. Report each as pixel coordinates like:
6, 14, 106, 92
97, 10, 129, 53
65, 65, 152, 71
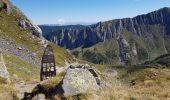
15, 81, 39, 99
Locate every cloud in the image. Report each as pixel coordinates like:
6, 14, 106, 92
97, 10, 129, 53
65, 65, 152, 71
56, 19, 66, 25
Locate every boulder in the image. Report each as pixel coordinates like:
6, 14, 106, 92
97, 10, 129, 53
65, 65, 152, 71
17, 46, 23, 50
26, 20, 42, 37
31, 24, 43, 38
0, 49, 10, 82
62, 64, 100, 96
18, 19, 27, 29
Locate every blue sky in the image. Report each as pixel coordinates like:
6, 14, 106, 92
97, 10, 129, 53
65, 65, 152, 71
11, 0, 170, 25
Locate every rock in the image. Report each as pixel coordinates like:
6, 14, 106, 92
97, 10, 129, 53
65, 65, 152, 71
32, 94, 46, 100
31, 24, 43, 38
0, 49, 10, 82
17, 19, 43, 38
120, 37, 129, 48
17, 46, 23, 50
25, 20, 42, 37
62, 64, 100, 96
132, 43, 137, 56
18, 19, 27, 29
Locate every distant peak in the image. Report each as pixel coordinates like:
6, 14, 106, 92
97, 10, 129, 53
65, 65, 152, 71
158, 7, 170, 12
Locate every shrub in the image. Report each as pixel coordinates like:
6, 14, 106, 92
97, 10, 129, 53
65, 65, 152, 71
83, 50, 107, 64
137, 47, 149, 61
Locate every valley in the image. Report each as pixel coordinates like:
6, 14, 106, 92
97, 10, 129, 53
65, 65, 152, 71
0, 0, 169, 100
40, 7, 170, 65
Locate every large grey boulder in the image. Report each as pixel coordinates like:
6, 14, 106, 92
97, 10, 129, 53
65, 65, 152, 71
62, 64, 100, 96
0, 49, 10, 82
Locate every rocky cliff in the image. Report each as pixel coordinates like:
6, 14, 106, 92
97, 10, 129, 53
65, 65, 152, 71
40, 7, 170, 65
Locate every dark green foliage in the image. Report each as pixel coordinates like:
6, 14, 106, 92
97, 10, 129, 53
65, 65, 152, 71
72, 93, 88, 100
105, 50, 119, 65
149, 53, 170, 67
105, 50, 117, 59
83, 50, 107, 64
72, 51, 80, 58
0, 77, 7, 84
137, 47, 149, 61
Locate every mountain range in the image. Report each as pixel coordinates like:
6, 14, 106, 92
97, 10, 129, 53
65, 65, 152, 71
40, 7, 170, 65
0, 0, 170, 99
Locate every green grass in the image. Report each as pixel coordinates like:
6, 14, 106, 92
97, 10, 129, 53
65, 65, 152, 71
0, 84, 19, 100
72, 39, 120, 65
0, 10, 44, 53
0, 76, 7, 84
3, 53, 40, 82
31, 73, 64, 99
49, 42, 74, 67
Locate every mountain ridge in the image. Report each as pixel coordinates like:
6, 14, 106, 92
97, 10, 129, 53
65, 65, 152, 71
40, 7, 170, 65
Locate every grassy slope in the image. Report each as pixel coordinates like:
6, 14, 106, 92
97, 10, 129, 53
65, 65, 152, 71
71, 24, 167, 66
104, 54, 170, 100
0, 2, 74, 99
29, 54, 170, 100
72, 39, 120, 65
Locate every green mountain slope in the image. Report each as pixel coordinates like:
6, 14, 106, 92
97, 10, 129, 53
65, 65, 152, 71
0, 0, 74, 99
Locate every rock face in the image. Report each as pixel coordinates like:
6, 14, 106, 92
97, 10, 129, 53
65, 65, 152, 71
0, 49, 10, 81
40, 7, 170, 64
62, 64, 100, 96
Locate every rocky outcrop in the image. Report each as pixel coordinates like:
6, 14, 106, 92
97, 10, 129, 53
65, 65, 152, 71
0, 49, 10, 82
18, 19, 43, 38
40, 7, 170, 64
62, 64, 100, 96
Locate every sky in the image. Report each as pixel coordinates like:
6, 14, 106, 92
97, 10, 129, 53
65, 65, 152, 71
11, 0, 170, 25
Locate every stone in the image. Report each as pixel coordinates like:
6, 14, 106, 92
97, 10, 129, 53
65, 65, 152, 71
26, 20, 42, 37
62, 64, 100, 96
0, 49, 10, 82
18, 19, 27, 29
32, 94, 46, 100
17, 46, 23, 50
32, 25, 43, 37
132, 43, 137, 56
17, 18, 43, 38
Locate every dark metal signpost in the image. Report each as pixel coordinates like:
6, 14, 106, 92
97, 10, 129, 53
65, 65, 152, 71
40, 45, 56, 81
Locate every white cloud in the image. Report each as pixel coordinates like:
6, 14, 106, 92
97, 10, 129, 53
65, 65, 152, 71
56, 19, 66, 25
